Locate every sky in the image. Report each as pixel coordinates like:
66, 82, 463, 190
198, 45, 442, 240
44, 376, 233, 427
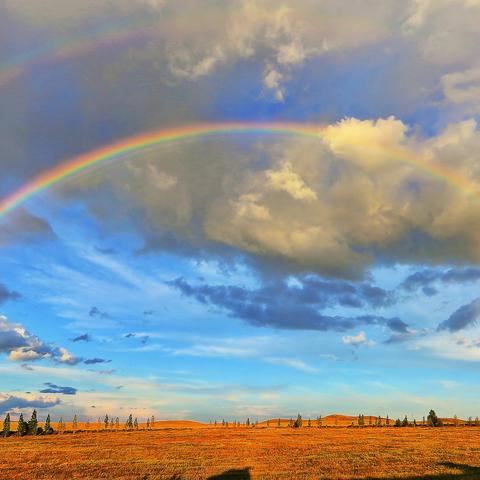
2, 0, 480, 423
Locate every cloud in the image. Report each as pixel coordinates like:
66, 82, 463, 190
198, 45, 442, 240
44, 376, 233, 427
438, 298, 480, 331
402, 267, 480, 293
0, 283, 20, 304
71, 333, 92, 342
342, 331, 375, 348
40, 383, 77, 395
0, 208, 56, 245
169, 277, 404, 332
0, 392, 60, 414
89, 307, 109, 318
266, 357, 319, 373
83, 358, 111, 365
0, 315, 81, 364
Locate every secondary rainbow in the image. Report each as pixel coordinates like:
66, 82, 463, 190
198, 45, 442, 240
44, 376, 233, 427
0, 121, 478, 219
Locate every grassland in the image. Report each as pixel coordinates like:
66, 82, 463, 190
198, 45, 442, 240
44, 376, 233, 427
2, 424, 480, 479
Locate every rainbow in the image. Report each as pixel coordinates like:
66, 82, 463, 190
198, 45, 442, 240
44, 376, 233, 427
0, 121, 478, 218
0, 18, 159, 89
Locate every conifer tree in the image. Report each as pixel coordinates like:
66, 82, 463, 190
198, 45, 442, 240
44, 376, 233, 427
28, 409, 38, 435
126, 414, 133, 430
2, 413, 10, 437
277, 418, 281, 427
386, 415, 390, 426
394, 418, 402, 427
44, 414, 52, 434
246, 418, 250, 427
308, 418, 311, 427
72, 414, 78, 432
214, 420, 217, 427
104, 414, 109, 429
146, 418, 150, 430
294, 414, 302, 428
17, 413, 27, 436
134, 417, 138, 430
402, 415, 408, 427
427, 410, 439, 427
151, 415, 155, 428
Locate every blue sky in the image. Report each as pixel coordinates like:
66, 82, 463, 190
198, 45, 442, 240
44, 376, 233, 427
2, 0, 480, 423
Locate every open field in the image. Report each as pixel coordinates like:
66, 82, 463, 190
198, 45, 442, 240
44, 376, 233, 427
2, 426, 480, 479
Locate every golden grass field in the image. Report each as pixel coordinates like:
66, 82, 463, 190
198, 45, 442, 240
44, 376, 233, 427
2, 423, 480, 479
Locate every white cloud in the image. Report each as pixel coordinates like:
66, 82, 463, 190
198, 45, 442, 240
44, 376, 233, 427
342, 331, 375, 347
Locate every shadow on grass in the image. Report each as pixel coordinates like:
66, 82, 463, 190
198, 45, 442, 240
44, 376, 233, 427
166, 467, 250, 480
207, 468, 251, 479
354, 463, 480, 479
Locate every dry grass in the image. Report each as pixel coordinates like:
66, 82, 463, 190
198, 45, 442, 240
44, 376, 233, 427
2, 426, 480, 479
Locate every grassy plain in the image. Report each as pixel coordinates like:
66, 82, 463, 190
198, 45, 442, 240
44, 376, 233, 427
2, 424, 480, 479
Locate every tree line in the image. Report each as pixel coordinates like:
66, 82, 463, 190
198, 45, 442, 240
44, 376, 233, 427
3, 409, 480, 437
1, 410, 158, 437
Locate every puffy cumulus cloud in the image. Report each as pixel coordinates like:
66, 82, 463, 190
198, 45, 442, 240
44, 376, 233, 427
342, 331, 375, 348
321, 117, 409, 170
0, 208, 56, 246
65, 115, 480, 279
0, 392, 60, 414
168, 276, 403, 333
265, 161, 317, 201
0, 316, 81, 364
142, 0, 404, 101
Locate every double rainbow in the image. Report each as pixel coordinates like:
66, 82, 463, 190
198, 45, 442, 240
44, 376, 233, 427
0, 122, 478, 219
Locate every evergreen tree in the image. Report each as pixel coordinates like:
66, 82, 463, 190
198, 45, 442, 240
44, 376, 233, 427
27, 410, 38, 435
17, 413, 27, 436
126, 414, 133, 430
394, 418, 402, 427
294, 414, 302, 428
58, 417, 65, 433
44, 414, 52, 434
468, 416, 473, 426
308, 418, 311, 427
134, 417, 138, 430
151, 415, 155, 428
386, 415, 390, 426
402, 415, 408, 427
246, 418, 250, 427
427, 410, 439, 427
214, 420, 217, 427
2, 413, 10, 437
104, 414, 109, 429
277, 418, 281, 427
317, 415, 322, 427
72, 414, 78, 432
146, 418, 150, 430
